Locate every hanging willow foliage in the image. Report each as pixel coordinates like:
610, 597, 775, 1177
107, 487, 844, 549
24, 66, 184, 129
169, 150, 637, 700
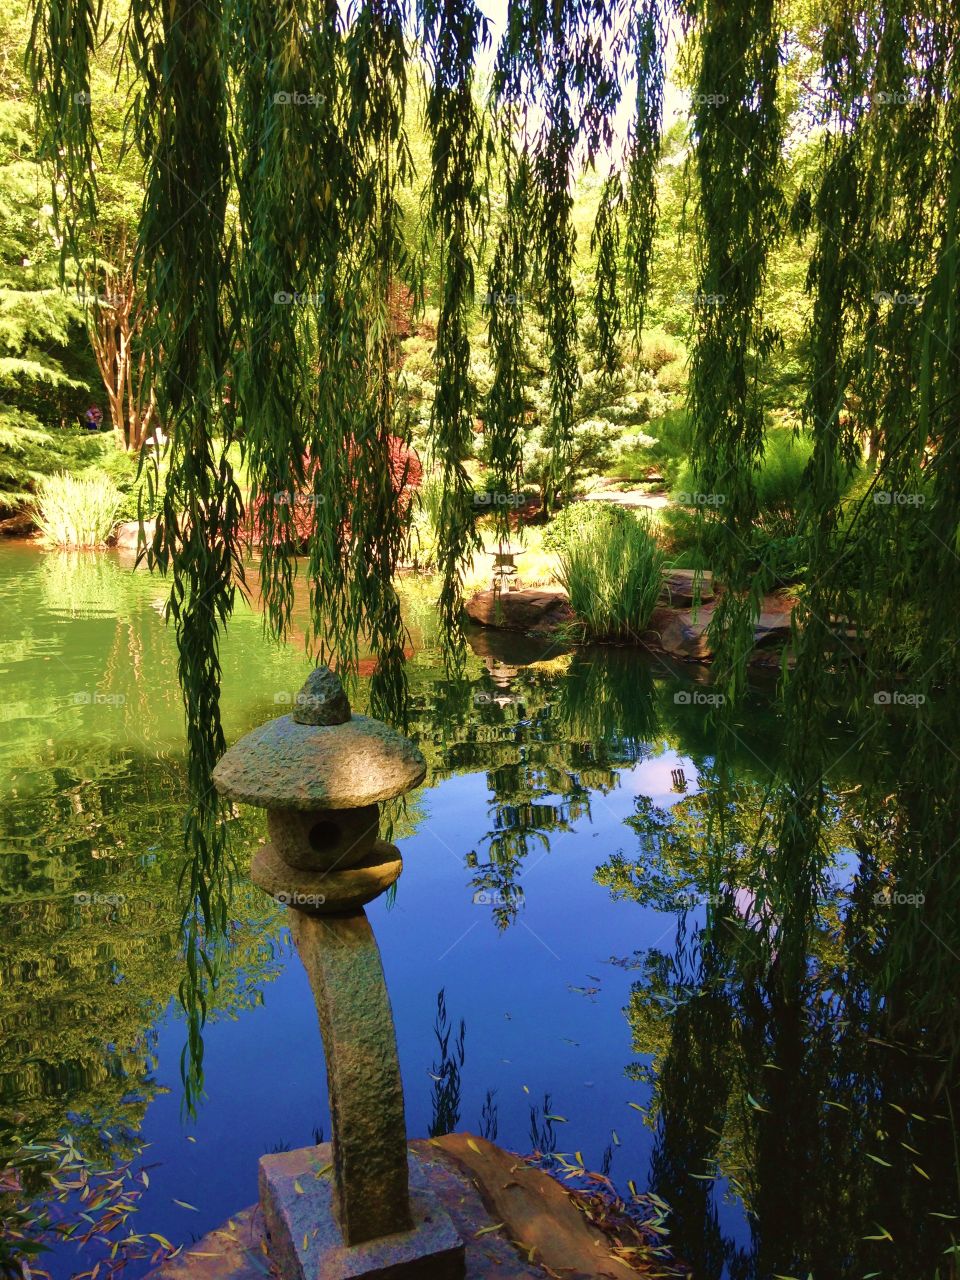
418, 0, 490, 647
28, 0, 960, 1086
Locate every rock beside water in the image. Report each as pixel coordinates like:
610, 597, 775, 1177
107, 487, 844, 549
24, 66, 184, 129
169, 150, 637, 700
465, 587, 574, 634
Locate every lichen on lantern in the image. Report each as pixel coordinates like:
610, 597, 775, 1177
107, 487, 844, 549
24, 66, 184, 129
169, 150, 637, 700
212, 667, 427, 913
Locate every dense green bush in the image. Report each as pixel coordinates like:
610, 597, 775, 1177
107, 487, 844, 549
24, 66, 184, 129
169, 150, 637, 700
751, 429, 816, 538
638, 328, 684, 375
662, 428, 858, 582
553, 506, 666, 639
613, 407, 693, 484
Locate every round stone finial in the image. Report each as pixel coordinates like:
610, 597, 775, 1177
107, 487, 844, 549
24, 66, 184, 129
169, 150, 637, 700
293, 666, 351, 726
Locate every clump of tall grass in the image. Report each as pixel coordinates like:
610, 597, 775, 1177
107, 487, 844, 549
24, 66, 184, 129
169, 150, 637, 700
410, 470, 445, 569
555, 506, 666, 639
35, 472, 121, 548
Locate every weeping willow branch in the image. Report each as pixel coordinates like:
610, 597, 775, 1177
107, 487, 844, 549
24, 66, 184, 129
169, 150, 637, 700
419, 0, 490, 651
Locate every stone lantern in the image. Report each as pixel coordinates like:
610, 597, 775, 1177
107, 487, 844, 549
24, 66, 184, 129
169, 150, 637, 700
213, 667, 464, 1279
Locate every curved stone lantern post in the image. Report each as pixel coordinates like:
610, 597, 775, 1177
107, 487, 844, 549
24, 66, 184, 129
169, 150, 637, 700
213, 668, 464, 1278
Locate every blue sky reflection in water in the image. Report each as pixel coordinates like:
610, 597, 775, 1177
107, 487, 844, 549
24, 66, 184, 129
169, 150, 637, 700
0, 543, 956, 1280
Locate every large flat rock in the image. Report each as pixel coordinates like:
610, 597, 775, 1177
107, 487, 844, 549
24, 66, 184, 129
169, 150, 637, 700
642, 594, 797, 665
659, 568, 715, 608
465, 588, 574, 635
435, 1134, 639, 1279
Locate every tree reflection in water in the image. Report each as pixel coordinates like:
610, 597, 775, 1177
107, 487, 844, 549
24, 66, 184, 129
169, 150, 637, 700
600, 764, 959, 1279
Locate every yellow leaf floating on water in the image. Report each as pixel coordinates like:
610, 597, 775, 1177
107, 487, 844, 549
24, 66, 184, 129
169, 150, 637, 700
862, 1224, 893, 1241
294, 1180, 304, 1195
474, 1223, 504, 1237
173, 1200, 198, 1211
303, 1234, 309, 1252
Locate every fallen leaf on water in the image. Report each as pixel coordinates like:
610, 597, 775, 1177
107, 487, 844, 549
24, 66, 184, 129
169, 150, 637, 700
173, 1200, 198, 1211
467, 1139, 482, 1154
474, 1223, 504, 1237
862, 1224, 893, 1241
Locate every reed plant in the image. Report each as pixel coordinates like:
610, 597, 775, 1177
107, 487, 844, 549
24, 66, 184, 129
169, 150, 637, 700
35, 472, 121, 548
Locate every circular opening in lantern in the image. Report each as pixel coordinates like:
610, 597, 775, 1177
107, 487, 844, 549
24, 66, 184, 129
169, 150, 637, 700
308, 819, 341, 853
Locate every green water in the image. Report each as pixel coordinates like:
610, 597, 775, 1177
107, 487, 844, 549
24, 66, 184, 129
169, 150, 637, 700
0, 542, 956, 1279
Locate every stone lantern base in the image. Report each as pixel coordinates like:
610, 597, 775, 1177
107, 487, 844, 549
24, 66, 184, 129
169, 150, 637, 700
259, 1144, 465, 1279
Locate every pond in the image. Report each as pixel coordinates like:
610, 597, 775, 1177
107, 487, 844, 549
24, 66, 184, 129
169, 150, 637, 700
0, 541, 955, 1279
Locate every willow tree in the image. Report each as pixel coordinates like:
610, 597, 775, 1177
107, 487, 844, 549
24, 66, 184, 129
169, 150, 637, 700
28, 0, 960, 1097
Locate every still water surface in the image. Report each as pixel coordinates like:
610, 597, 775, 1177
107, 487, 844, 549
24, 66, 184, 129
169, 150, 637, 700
0, 543, 955, 1279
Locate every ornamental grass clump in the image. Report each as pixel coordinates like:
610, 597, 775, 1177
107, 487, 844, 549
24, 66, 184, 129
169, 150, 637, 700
35, 472, 121, 548
555, 507, 666, 640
